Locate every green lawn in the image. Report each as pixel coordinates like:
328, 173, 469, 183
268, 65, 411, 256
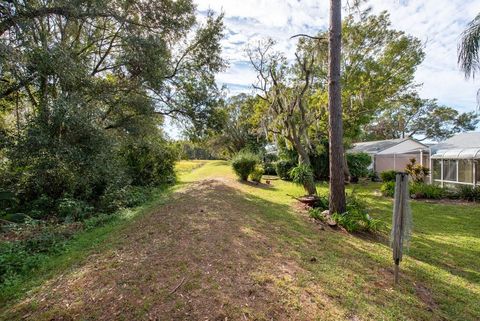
179, 160, 480, 320
1, 160, 478, 320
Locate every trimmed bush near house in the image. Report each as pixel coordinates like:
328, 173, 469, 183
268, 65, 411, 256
380, 170, 397, 182
381, 181, 448, 200
231, 151, 259, 181
410, 183, 445, 199
250, 166, 264, 183
456, 185, 480, 202
275, 160, 296, 180
380, 181, 396, 197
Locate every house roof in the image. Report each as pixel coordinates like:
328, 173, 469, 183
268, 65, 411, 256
430, 132, 480, 152
349, 138, 427, 155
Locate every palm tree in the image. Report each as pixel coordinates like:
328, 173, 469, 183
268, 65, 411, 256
458, 13, 480, 79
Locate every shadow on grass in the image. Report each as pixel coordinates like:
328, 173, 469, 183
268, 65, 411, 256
237, 180, 278, 191
2, 179, 478, 321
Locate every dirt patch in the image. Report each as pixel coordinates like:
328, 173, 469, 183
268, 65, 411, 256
415, 283, 438, 312
1, 179, 324, 321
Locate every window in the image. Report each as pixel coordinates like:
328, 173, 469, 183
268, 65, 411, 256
443, 159, 457, 181
458, 160, 473, 183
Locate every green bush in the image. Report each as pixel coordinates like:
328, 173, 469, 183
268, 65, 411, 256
120, 137, 178, 187
410, 183, 445, 199
309, 207, 326, 221
249, 165, 264, 183
381, 181, 448, 200
380, 181, 396, 197
289, 164, 314, 186
231, 151, 259, 181
455, 185, 480, 202
263, 162, 276, 175
97, 185, 151, 213
347, 152, 372, 181
309, 193, 379, 232
275, 160, 295, 180
380, 170, 397, 182
262, 153, 278, 175
332, 194, 381, 232
57, 198, 94, 221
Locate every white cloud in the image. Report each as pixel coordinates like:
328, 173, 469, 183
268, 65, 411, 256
195, 0, 480, 112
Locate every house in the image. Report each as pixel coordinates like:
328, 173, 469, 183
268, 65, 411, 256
349, 138, 430, 174
430, 132, 480, 187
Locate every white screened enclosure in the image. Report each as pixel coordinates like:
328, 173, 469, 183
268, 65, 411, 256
430, 149, 480, 186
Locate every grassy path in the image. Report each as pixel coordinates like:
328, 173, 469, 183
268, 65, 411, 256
1, 161, 479, 320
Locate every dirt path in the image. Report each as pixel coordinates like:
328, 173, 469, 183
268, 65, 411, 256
2, 179, 322, 321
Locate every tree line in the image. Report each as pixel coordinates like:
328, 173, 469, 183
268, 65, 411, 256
0, 0, 225, 220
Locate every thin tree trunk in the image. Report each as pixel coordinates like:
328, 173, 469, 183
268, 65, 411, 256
328, 0, 346, 213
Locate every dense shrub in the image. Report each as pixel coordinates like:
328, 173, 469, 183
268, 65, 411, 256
346, 152, 372, 182
275, 160, 296, 180
0, 104, 177, 221
380, 170, 397, 182
57, 198, 94, 222
231, 151, 259, 181
262, 153, 278, 175
263, 163, 276, 175
309, 207, 327, 222
410, 183, 445, 199
120, 136, 178, 186
250, 165, 264, 183
381, 181, 448, 200
456, 185, 480, 202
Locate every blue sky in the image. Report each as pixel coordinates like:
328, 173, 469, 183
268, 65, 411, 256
167, 0, 480, 138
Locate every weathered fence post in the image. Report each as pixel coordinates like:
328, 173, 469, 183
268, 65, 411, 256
391, 172, 412, 285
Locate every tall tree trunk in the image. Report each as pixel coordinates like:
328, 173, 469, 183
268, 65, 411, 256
328, 0, 346, 213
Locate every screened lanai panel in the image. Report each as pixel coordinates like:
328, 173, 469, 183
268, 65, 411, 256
432, 159, 441, 180
458, 160, 473, 183
477, 162, 480, 183
443, 159, 457, 181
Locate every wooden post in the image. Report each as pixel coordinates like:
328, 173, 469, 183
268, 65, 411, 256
392, 172, 410, 286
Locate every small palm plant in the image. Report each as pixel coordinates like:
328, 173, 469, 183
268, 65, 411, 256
289, 163, 316, 195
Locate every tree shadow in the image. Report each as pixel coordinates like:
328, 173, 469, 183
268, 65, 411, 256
4, 179, 478, 320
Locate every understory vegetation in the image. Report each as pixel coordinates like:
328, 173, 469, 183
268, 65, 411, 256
380, 170, 480, 201
308, 192, 381, 232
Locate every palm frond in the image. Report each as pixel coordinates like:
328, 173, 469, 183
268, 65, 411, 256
458, 13, 480, 79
